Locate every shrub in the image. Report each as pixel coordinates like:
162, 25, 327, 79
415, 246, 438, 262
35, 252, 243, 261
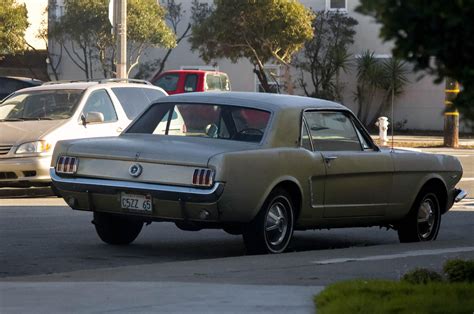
443, 259, 474, 283
314, 280, 474, 314
401, 268, 443, 284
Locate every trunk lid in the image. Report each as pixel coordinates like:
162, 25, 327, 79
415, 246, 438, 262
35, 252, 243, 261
66, 133, 258, 167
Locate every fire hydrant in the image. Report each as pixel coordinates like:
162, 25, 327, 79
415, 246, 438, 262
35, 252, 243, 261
375, 116, 389, 146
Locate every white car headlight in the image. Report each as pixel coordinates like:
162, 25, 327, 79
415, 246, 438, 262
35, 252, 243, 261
15, 141, 52, 154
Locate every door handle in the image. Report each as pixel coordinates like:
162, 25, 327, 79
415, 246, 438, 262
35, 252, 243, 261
324, 156, 338, 164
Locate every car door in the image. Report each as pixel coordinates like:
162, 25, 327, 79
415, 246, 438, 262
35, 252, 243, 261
80, 89, 123, 138
300, 117, 327, 219
304, 110, 393, 218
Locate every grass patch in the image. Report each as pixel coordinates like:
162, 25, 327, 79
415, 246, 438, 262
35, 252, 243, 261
314, 280, 474, 314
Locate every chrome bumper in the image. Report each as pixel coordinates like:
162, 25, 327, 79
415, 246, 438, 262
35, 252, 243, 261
50, 168, 224, 203
454, 188, 468, 203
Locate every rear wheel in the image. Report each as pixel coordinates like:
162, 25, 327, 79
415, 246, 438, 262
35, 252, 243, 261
242, 189, 294, 254
93, 212, 143, 245
397, 189, 441, 243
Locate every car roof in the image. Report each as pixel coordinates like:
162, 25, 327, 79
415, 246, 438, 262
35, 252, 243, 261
0, 76, 43, 84
155, 92, 347, 112
13, 81, 164, 93
157, 70, 228, 75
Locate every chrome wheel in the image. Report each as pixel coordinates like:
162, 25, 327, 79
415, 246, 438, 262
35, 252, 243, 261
265, 201, 289, 247
243, 189, 295, 254
398, 190, 441, 243
417, 197, 436, 239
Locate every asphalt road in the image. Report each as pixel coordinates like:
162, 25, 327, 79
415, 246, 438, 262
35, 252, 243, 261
1, 197, 473, 279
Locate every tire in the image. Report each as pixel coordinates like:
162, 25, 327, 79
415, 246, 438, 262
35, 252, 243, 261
397, 189, 441, 243
242, 188, 295, 254
93, 212, 143, 245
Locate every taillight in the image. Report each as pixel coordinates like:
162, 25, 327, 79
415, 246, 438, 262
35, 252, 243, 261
192, 168, 214, 187
56, 156, 79, 174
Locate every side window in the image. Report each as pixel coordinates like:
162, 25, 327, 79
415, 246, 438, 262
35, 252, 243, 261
184, 74, 198, 92
303, 111, 362, 151
82, 89, 117, 122
301, 117, 313, 150
112, 87, 153, 119
142, 88, 167, 102
153, 74, 179, 92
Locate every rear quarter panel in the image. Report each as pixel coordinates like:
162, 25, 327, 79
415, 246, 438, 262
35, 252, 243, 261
209, 148, 317, 223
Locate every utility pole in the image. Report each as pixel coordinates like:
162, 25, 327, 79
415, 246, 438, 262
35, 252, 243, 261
115, 0, 127, 79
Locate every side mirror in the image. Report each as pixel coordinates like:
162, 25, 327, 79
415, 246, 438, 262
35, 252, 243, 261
205, 123, 218, 138
83, 111, 104, 125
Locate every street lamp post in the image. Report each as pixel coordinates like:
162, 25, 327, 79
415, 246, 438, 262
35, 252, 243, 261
115, 0, 127, 79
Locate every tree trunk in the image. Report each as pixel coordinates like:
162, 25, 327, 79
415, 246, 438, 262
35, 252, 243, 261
254, 63, 271, 93
444, 112, 459, 148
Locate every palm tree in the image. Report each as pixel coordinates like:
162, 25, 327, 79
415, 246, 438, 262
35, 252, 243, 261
369, 58, 410, 127
354, 50, 382, 124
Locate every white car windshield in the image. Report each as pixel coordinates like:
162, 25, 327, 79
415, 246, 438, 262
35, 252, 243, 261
127, 103, 271, 143
0, 90, 83, 121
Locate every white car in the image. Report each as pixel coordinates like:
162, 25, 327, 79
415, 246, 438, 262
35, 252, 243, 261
0, 79, 169, 187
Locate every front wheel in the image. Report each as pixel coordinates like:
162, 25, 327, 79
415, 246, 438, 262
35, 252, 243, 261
93, 212, 143, 245
397, 189, 441, 243
242, 189, 294, 254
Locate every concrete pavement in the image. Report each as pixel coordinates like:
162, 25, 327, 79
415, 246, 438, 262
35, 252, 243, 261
0, 282, 322, 314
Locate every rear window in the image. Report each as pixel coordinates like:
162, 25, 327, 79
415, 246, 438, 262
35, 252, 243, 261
153, 73, 179, 92
127, 103, 270, 143
112, 87, 166, 119
205, 74, 230, 91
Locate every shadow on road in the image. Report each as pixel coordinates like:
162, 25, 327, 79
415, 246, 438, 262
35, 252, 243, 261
1, 206, 472, 279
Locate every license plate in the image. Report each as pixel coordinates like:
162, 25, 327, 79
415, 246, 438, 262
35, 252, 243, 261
120, 192, 153, 212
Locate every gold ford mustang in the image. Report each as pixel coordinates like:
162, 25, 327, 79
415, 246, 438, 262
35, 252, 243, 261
51, 92, 467, 254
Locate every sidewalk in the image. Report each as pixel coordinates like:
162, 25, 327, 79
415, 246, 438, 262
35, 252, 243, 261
371, 135, 474, 148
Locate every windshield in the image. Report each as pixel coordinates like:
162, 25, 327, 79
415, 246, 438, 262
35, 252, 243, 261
127, 103, 271, 143
0, 90, 84, 121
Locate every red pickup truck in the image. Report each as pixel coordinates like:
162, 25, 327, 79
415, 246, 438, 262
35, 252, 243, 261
151, 70, 231, 95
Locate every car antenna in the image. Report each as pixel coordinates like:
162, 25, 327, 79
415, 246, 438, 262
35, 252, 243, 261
391, 82, 395, 152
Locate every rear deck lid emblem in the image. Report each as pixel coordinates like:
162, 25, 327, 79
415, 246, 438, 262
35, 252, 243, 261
129, 163, 143, 177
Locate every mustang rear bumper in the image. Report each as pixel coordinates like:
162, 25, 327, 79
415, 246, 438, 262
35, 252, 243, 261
50, 168, 225, 222
454, 188, 467, 203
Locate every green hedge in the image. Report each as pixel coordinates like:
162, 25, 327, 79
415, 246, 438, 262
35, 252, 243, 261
315, 280, 474, 314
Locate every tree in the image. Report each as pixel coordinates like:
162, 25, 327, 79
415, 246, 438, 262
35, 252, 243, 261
189, 0, 314, 92
54, 0, 175, 79
134, 0, 193, 80
354, 51, 409, 127
54, 0, 110, 79
354, 50, 382, 124
373, 57, 409, 127
356, 1, 474, 121
0, 0, 29, 59
296, 10, 357, 101
126, 0, 176, 76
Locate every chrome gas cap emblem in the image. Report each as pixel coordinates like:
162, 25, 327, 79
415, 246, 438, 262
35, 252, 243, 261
129, 163, 143, 177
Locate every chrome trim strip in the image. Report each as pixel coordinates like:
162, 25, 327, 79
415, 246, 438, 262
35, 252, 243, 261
454, 189, 467, 203
50, 168, 224, 203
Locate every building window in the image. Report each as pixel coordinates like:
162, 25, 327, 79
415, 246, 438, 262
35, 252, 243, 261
255, 65, 281, 93
326, 0, 347, 11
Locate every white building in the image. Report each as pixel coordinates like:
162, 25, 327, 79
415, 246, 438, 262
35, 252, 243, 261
48, 0, 470, 132
20, 0, 48, 50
